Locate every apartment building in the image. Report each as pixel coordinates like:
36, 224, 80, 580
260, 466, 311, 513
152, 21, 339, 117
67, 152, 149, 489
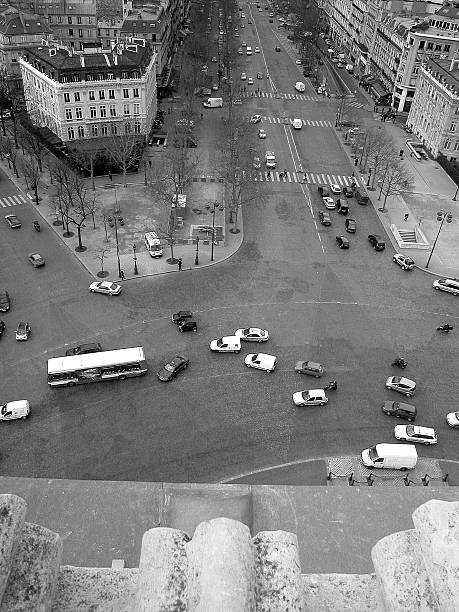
19, 39, 156, 142
408, 57, 459, 159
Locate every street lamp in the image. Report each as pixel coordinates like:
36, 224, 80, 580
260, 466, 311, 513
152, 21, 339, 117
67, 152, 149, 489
425, 210, 453, 269
195, 235, 200, 266
133, 243, 139, 275
113, 215, 122, 278
208, 201, 223, 262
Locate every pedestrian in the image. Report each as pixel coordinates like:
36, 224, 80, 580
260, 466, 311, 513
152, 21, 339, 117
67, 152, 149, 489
120, 270, 125, 281
108, 170, 112, 182
399, 149, 404, 158
200, 113, 203, 119
404, 213, 409, 222
351, 171, 355, 177
267, 170, 271, 179
178, 257, 182, 271
302, 172, 307, 183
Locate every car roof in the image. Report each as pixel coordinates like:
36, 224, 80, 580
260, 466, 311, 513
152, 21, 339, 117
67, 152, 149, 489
308, 389, 326, 396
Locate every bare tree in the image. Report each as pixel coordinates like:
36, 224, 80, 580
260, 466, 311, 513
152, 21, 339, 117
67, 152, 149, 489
96, 245, 111, 277
0, 136, 19, 176
105, 129, 143, 187
19, 157, 40, 202
65, 174, 98, 251
18, 127, 48, 172
376, 157, 413, 211
355, 126, 385, 172
67, 141, 104, 191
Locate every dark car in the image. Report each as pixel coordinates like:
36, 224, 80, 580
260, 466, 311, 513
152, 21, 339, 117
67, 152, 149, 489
336, 236, 349, 249
318, 210, 331, 226
275, 46, 281, 51
269, 18, 273, 22
157, 355, 189, 381
381, 401, 417, 422
343, 186, 353, 198
368, 234, 386, 251
336, 199, 349, 215
65, 342, 102, 356
178, 320, 197, 332
171, 310, 193, 324
345, 218, 356, 233
294, 360, 324, 377
0, 320, 5, 338
317, 186, 330, 197
0, 290, 10, 312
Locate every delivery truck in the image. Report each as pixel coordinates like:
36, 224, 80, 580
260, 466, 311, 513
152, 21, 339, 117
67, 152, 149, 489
203, 97, 223, 108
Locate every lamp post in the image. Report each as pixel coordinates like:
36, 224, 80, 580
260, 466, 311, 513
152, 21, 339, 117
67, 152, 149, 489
133, 243, 138, 275
195, 235, 199, 266
113, 215, 122, 278
425, 210, 453, 269
210, 204, 217, 262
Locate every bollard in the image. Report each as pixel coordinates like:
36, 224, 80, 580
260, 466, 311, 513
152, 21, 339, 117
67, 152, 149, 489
403, 474, 410, 486
348, 473, 354, 486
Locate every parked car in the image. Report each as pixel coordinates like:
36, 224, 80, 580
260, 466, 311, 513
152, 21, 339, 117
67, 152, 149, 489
330, 184, 341, 194
446, 411, 459, 428
432, 278, 459, 295
5, 214, 21, 229
386, 376, 416, 397
157, 355, 189, 381
322, 197, 335, 210
258, 128, 266, 139
381, 401, 417, 421
28, 252, 45, 268
345, 218, 356, 233
355, 190, 370, 205
294, 361, 324, 377
393, 254, 415, 270
89, 281, 122, 296
171, 310, 193, 324
403, 124, 413, 134
248, 77, 254, 85
15, 321, 31, 341
0, 290, 10, 312
0, 400, 30, 421
178, 319, 197, 332
317, 186, 330, 197
0, 320, 5, 338
368, 234, 385, 251
210, 336, 241, 352
336, 199, 349, 215
65, 343, 102, 356
336, 235, 350, 249
241, 72, 247, 80
275, 46, 281, 51
255, 47, 260, 53
291, 118, 302, 129
394, 425, 437, 445
235, 327, 269, 342
244, 353, 277, 372
250, 114, 261, 124
253, 156, 261, 169
318, 211, 331, 226
293, 389, 328, 406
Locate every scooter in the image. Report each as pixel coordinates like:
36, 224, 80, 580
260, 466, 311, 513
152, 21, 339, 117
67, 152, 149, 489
437, 324, 453, 333
392, 358, 407, 369
323, 380, 337, 391
33, 221, 40, 232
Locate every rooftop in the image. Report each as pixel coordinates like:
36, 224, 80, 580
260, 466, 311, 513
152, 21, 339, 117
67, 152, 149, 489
425, 57, 459, 94
0, 6, 52, 36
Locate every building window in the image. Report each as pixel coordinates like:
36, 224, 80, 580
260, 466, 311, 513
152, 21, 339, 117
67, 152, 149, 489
100, 105, 106, 117
77, 126, 85, 138
99, 90, 105, 100
109, 89, 115, 99
65, 108, 72, 120
445, 44, 451, 53
64, 92, 70, 102
123, 88, 129, 98
68, 16, 72, 24
110, 105, 116, 116
111, 123, 117, 135
91, 124, 98, 137
450, 122, 457, 132
444, 139, 452, 149
79, 29, 83, 38
124, 104, 130, 116
133, 103, 140, 115
68, 127, 75, 139
107, 73, 114, 80
69, 28, 73, 36
419, 41, 425, 50
106, 29, 110, 36
58, 16, 62, 23
133, 88, 139, 98
101, 124, 108, 136
89, 90, 95, 100
134, 121, 141, 134
77, 16, 82, 24
74, 92, 80, 102
75, 107, 82, 119
125, 122, 131, 134
454, 142, 459, 151
90, 106, 96, 118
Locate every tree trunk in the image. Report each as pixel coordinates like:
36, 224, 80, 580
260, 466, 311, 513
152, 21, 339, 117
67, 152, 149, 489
37, 156, 42, 172
33, 183, 39, 203
123, 162, 127, 187
77, 225, 83, 249
91, 157, 95, 191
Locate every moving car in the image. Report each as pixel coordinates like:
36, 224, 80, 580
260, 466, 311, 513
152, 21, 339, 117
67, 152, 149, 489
275, 46, 281, 52
336, 236, 349, 249
244, 353, 277, 372
0, 320, 5, 338
5, 214, 21, 229
250, 114, 261, 123
0, 290, 10, 312
294, 361, 324, 377
294, 81, 305, 92
432, 278, 459, 296
178, 319, 197, 332
258, 128, 266, 139
446, 411, 459, 428
257, 72, 263, 79
89, 281, 122, 296
253, 156, 261, 169
345, 218, 356, 233
157, 355, 189, 381
238, 48, 243, 54
171, 310, 193, 323
295, 59, 302, 65
210, 336, 241, 352
394, 425, 437, 445
292, 389, 328, 406
322, 197, 335, 210
255, 47, 260, 53
385, 376, 416, 397
28, 252, 45, 268
65, 343, 102, 356
393, 254, 415, 270
368, 234, 386, 251
235, 327, 269, 342
318, 211, 331, 226
248, 77, 254, 85
361, 443, 417, 470
330, 184, 342, 194
336, 200, 349, 215
0, 400, 30, 421
241, 72, 247, 80
381, 401, 417, 421
291, 118, 302, 129
15, 321, 31, 341
317, 186, 330, 197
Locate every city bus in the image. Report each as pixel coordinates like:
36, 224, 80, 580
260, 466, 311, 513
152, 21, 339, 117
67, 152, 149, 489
47, 347, 148, 387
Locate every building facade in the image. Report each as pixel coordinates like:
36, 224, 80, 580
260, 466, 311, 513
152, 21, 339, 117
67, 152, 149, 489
19, 39, 156, 143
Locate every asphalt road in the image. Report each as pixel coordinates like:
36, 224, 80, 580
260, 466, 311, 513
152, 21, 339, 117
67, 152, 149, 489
1, 6, 458, 484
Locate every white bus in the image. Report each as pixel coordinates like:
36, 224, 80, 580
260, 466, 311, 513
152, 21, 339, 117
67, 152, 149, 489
47, 347, 148, 387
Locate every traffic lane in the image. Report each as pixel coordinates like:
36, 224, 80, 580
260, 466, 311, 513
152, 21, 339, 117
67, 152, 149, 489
296, 127, 353, 176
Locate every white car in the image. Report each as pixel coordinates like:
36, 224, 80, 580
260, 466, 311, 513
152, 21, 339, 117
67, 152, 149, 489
295, 59, 302, 65
250, 114, 261, 123
294, 81, 305, 92
258, 128, 267, 139
241, 72, 247, 80
386, 376, 416, 397
446, 411, 459, 428
238, 48, 244, 54
432, 278, 459, 296
292, 389, 328, 406
255, 47, 260, 53
394, 425, 437, 445
393, 253, 415, 270
209, 336, 241, 353
253, 156, 261, 169
89, 281, 122, 296
291, 118, 302, 129
248, 77, 254, 85
245, 353, 277, 372
322, 197, 335, 210
330, 184, 342, 194
235, 327, 269, 342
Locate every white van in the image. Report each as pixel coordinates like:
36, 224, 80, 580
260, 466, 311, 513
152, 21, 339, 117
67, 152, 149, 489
144, 232, 163, 257
265, 151, 276, 168
203, 97, 223, 108
210, 336, 241, 353
361, 443, 418, 470
0, 400, 30, 421
246, 46, 252, 55
346, 64, 354, 73
295, 81, 305, 92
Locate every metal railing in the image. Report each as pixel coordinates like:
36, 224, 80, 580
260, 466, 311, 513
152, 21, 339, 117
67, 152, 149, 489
327, 471, 449, 486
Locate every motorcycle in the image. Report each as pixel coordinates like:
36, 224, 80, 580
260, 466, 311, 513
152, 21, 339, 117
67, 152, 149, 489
0, 320, 4, 337
392, 358, 407, 369
323, 380, 337, 391
33, 221, 41, 232
437, 324, 453, 333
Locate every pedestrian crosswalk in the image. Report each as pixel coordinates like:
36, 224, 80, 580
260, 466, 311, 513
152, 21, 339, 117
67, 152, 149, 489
241, 91, 321, 102
0, 194, 28, 208
246, 115, 333, 127
248, 171, 360, 186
